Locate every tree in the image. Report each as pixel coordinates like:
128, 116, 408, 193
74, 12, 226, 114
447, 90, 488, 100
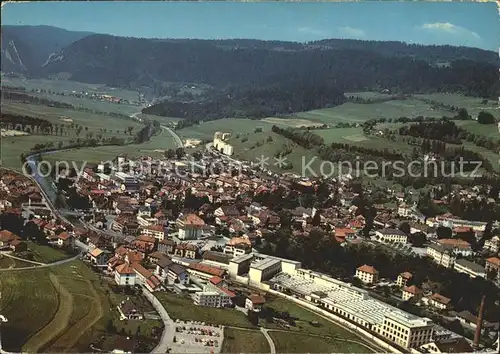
311, 210, 321, 227
408, 232, 427, 247
477, 111, 496, 124
436, 226, 452, 239
254, 128, 263, 133
398, 222, 411, 235
175, 148, 185, 160
456, 108, 470, 120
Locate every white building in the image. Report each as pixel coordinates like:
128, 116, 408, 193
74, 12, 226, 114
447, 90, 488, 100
396, 272, 413, 287
114, 263, 137, 286
213, 132, 234, 156
177, 213, 205, 240
248, 257, 282, 286
375, 228, 408, 244
453, 259, 486, 279
427, 244, 456, 269
484, 235, 500, 253
379, 312, 433, 349
140, 225, 165, 241
398, 203, 412, 218
268, 266, 434, 350
402, 285, 422, 302
193, 284, 233, 308
355, 264, 379, 284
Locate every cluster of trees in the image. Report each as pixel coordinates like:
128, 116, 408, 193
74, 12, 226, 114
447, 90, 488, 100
397, 117, 500, 153
143, 81, 346, 121
133, 120, 160, 144
399, 121, 464, 144
477, 111, 497, 125
1, 113, 53, 133
43, 35, 498, 99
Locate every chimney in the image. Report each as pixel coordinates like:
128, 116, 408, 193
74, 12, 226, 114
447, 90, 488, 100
473, 295, 486, 349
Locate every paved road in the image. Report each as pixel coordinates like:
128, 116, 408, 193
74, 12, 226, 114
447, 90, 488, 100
260, 328, 276, 354
0, 252, 45, 265
161, 126, 183, 149
0, 252, 82, 272
142, 287, 175, 354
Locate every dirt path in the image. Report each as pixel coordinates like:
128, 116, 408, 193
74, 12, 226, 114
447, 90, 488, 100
22, 273, 74, 353
61, 280, 104, 351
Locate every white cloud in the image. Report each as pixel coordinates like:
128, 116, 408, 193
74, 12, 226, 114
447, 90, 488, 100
297, 27, 328, 38
337, 26, 366, 39
420, 22, 480, 39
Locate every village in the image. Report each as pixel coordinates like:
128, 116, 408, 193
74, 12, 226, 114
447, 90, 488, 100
0, 142, 499, 354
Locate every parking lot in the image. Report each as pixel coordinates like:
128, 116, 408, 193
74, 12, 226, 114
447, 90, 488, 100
170, 319, 224, 353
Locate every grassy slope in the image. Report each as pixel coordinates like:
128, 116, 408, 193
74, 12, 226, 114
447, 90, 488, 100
414, 93, 499, 118
0, 260, 161, 352
296, 99, 451, 124
155, 292, 255, 328
269, 331, 369, 353
2, 77, 140, 101
221, 328, 270, 353
44, 126, 178, 166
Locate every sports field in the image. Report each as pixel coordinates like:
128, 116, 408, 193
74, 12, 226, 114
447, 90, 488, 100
0, 260, 162, 352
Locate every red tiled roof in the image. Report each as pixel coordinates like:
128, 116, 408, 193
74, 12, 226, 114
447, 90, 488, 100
209, 276, 224, 285
219, 287, 236, 298
400, 271, 413, 279
115, 263, 136, 275
189, 263, 225, 277
249, 294, 266, 305
431, 293, 451, 305
486, 257, 500, 268
132, 262, 153, 279
58, 232, 73, 240
357, 264, 378, 274
181, 213, 205, 227
404, 285, 422, 295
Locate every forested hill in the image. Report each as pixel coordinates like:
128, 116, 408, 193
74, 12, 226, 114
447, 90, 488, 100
37, 34, 498, 94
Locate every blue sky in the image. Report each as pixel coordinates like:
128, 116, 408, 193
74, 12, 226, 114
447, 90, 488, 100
2, 1, 499, 51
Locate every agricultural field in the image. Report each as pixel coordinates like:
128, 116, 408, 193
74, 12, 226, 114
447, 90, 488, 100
221, 328, 270, 353
231, 131, 327, 177
269, 331, 370, 353
1, 102, 142, 136
155, 292, 255, 328
345, 91, 395, 100
43, 126, 178, 166
1, 135, 70, 170
295, 99, 451, 125
414, 93, 499, 118
177, 118, 275, 141
261, 117, 325, 128
2, 77, 141, 102
455, 120, 500, 139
